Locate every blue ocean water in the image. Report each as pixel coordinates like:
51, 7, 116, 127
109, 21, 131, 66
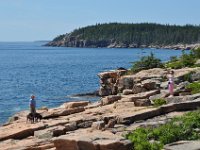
0, 42, 185, 124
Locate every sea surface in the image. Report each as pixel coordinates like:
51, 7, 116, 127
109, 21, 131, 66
0, 42, 185, 124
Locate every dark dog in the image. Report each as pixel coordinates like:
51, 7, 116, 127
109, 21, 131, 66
26, 113, 34, 123
26, 113, 42, 123
35, 113, 43, 122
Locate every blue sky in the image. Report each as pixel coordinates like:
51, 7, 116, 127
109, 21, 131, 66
0, 0, 200, 41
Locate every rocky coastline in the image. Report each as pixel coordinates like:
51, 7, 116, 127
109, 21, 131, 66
1, 66, 200, 150
45, 39, 200, 50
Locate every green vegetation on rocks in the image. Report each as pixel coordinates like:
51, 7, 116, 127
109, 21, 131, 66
130, 53, 164, 73
126, 110, 200, 150
152, 98, 166, 107
165, 48, 200, 69
186, 81, 200, 94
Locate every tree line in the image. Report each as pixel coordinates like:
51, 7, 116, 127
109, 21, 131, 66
52, 23, 200, 47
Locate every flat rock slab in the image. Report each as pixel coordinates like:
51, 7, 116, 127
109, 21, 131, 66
118, 98, 200, 125
164, 140, 200, 150
53, 129, 132, 150
122, 90, 160, 102
0, 137, 54, 150
0, 122, 46, 141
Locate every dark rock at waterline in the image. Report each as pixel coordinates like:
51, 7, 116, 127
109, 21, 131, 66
72, 90, 100, 97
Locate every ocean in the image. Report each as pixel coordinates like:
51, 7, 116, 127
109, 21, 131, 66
0, 42, 185, 124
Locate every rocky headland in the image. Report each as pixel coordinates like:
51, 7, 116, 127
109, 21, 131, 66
1, 66, 200, 150
45, 23, 200, 50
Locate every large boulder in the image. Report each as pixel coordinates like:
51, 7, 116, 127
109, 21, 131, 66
132, 84, 146, 94
118, 76, 134, 92
101, 95, 121, 105
141, 79, 160, 90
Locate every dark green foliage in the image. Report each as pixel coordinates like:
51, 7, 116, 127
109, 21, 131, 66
131, 53, 164, 73
186, 81, 200, 94
165, 50, 197, 69
169, 56, 178, 62
53, 34, 65, 42
126, 110, 200, 150
180, 51, 196, 67
165, 61, 183, 69
153, 98, 166, 107
183, 72, 194, 82
52, 23, 200, 47
191, 47, 200, 59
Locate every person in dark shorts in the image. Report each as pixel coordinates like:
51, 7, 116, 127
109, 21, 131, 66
29, 95, 36, 116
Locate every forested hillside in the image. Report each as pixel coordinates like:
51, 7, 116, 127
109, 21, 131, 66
46, 23, 200, 48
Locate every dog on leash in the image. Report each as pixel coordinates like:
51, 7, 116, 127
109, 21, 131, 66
26, 113, 34, 123
26, 112, 42, 123
34, 113, 43, 122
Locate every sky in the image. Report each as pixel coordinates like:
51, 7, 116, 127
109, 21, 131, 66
0, 0, 200, 41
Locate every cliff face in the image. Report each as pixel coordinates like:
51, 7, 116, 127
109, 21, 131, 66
46, 33, 121, 48
45, 23, 200, 49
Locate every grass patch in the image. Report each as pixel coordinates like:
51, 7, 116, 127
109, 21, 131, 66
152, 98, 166, 107
126, 110, 200, 150
186, 81, 200, 94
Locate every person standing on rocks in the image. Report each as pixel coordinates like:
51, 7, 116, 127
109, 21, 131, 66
168, 70, 174, 97
30, 95, 36, 116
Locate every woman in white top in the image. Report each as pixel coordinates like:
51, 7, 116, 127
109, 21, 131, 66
168, 70, 174, 97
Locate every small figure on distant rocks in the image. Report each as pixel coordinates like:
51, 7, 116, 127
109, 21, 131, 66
29, 94, 36, 116
167, 70, 174, 97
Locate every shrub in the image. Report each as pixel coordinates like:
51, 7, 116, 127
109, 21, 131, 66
165, 61, 183, 69
191, 47, 200, 59
180, 51, 196, 67
152, 99, 166, 107
169, 56, 178, 62
165, 50, 197, 69
126, 110, 200, 150
186, 81, 200, 94
131, 53, 164, 73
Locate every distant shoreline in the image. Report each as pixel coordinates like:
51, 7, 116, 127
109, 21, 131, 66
45, 42, 200, 50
